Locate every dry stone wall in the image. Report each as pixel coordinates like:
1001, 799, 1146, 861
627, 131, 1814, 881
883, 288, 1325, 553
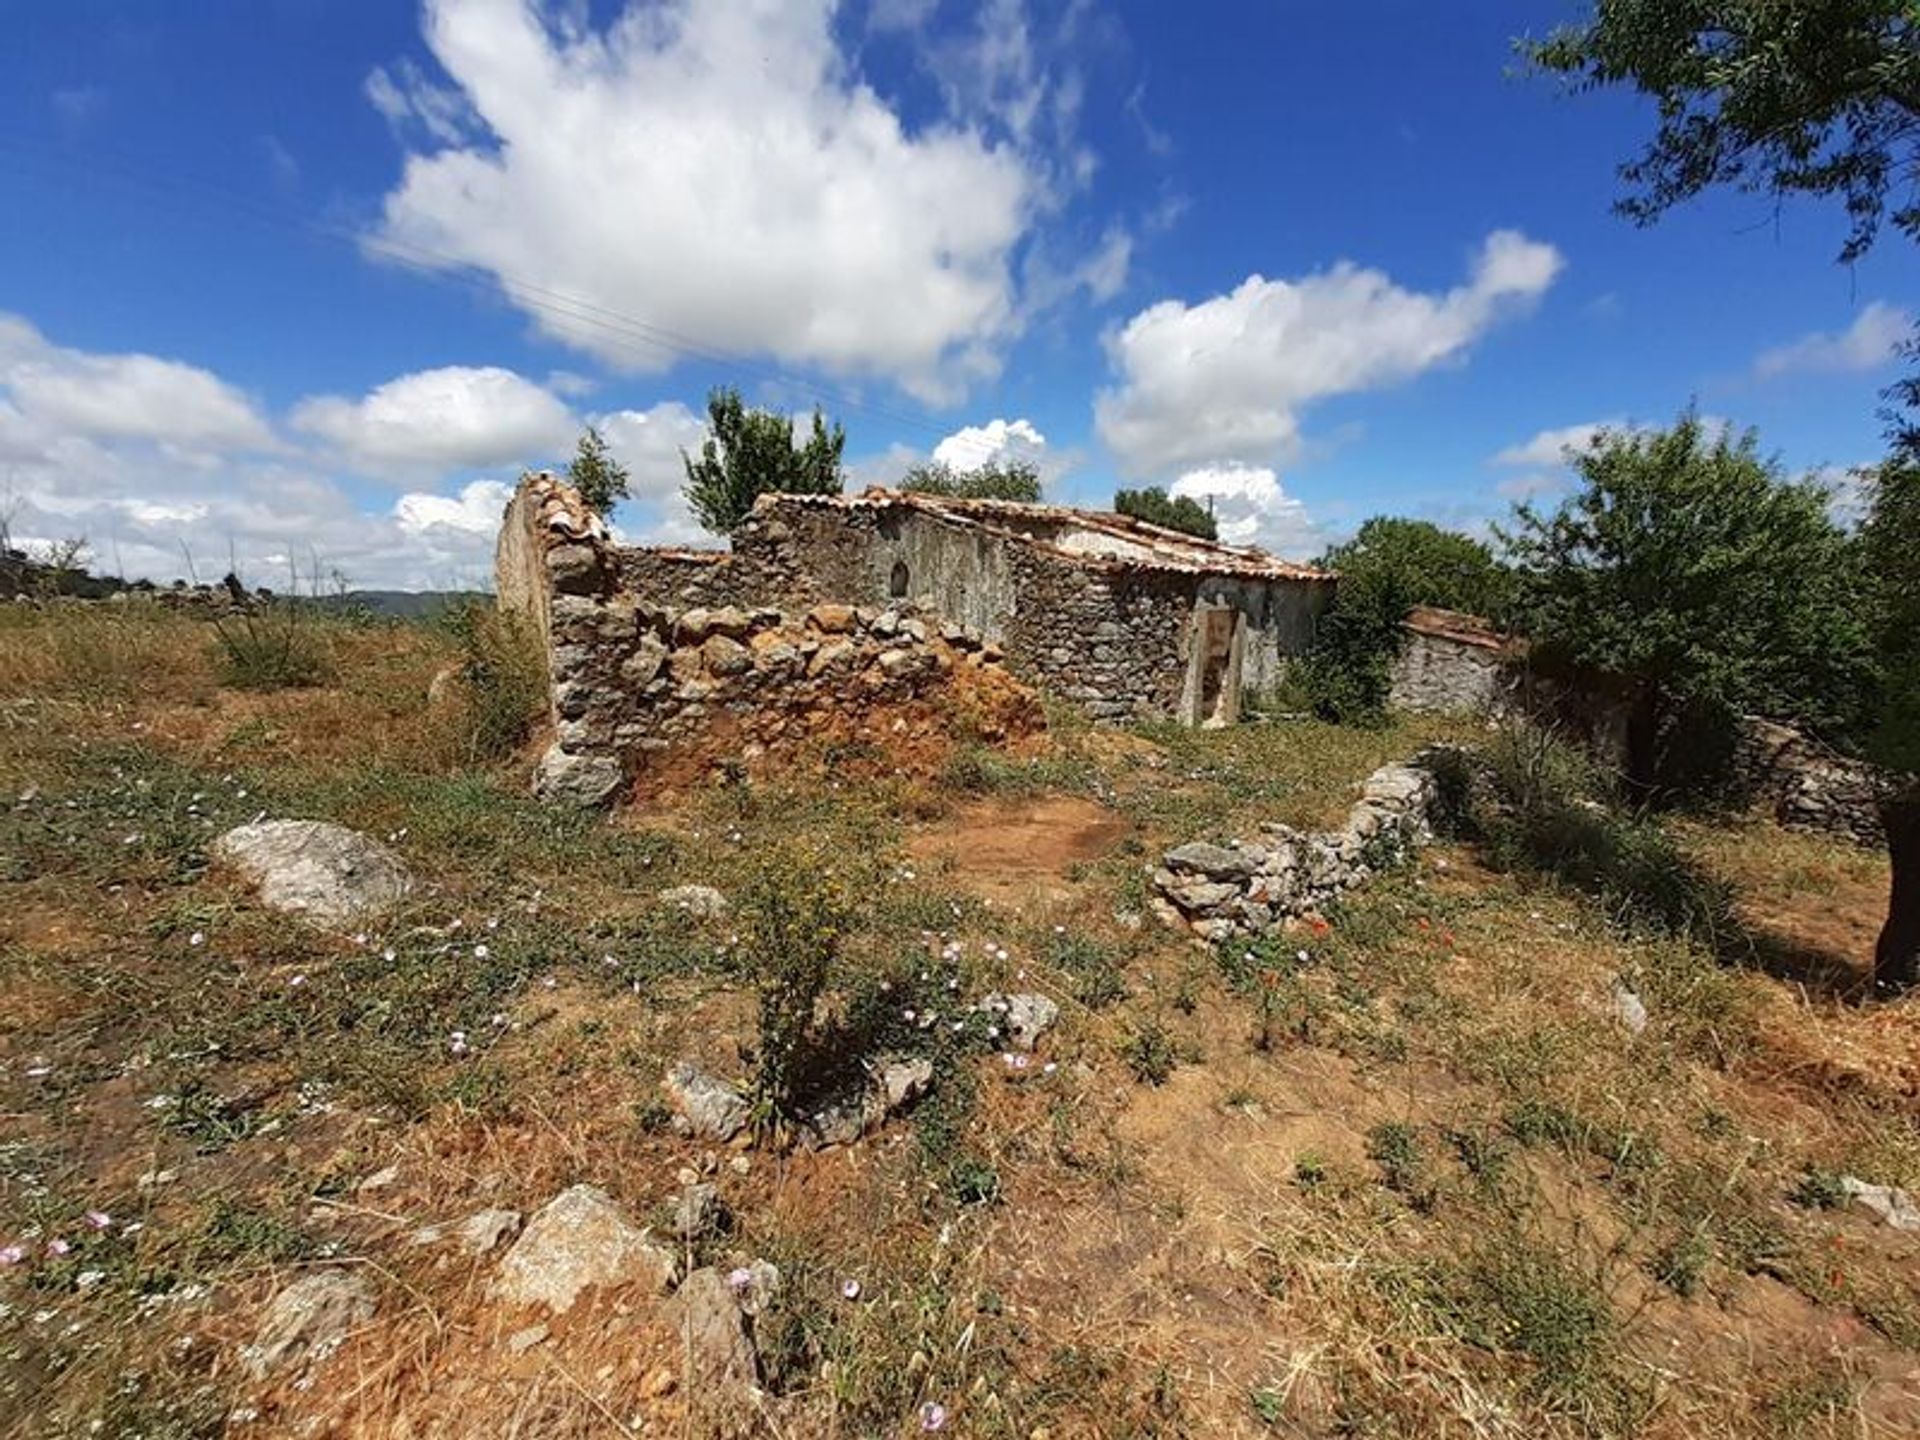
1735, 717, 1887, 848
500, 475, 1038, 806
1152, 756, 1441, 940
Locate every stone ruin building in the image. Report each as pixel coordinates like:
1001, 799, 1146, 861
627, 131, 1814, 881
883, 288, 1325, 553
496, 472, 1335, 805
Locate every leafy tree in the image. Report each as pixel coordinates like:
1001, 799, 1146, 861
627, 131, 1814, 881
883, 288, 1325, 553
1114, 486, 1218, 541
1501, 412, 1876, 798
681, 386, 845, 534
1298, 517, 1515, 725
900, 458, 1042, 502
1526, 1, 1920, 263
1861, 460, 1920, 988
566, 426, 630, 516
1321, 516, 1512, 622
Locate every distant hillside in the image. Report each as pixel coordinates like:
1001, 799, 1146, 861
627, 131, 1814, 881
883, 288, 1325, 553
323, 590, 487, 620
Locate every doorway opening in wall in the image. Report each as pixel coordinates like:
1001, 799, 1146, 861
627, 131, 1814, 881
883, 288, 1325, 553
888, 559, 910, 599
1183, 604, 1243, 728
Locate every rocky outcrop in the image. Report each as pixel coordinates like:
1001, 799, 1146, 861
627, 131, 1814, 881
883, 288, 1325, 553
1152, 758, 1439, 940
213, 820, 411, 928
491, 1185, 676, 1313
242, 1270, 376, 1380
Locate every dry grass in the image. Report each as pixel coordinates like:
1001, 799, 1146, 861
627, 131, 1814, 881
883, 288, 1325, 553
1, 605, 1917, 1438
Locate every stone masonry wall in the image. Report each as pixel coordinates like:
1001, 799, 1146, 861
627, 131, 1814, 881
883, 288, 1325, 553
1389, 629, 1510, 714
497, 474, 1037, 806
1735, 716, 1887, 848
1152, 757, 1440, 940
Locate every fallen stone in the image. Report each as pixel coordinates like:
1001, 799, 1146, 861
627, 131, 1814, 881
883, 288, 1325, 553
674, 1182, 726, 1241
455, 1207, 523, 1255
532, 745, 624, 808
658, 884, 728, 921
664, 1062, 751, 1142
491, 1185, 676, 1313
984, 993, 1059, 1051
1841, 1176, 1920, 1231
242, 1270, 376, 1380
1163, 841, 1258, 882
507, 1323, 549, 1355
213, 820, 411, 929
670, 1266, 760, 1397
807, 603, 858, 634
803, 1056, 932, 1148
1608, 978, 1649, 1036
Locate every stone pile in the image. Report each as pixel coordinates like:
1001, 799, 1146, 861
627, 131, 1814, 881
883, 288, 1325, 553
1152, 759, 1439, 940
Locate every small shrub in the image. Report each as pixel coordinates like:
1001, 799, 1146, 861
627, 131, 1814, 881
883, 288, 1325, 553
1293, 1152, 1328, 1190
1788, 1168, 1850, 1212
211, 602, 333, 690
1121, 1018, 1178, 1085
1429, 1238, 1621, 1404
443, 600, 545, 762
1047, 931, 1128, 1009
1365, 1120, 1426, 1198
739, 844, 855, 1137
1649, 1227, 1713, 1298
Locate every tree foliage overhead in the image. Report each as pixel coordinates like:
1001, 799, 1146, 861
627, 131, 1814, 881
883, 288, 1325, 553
1319, 516, 1513, 622
1502, 411, 1876, 790
1114, 486, 1218, 541
1863, 459, 1920, 773
1527, 1, 1920, 263
900, 458, 1043, 503
681, 386, 845, 534
566, 426, 630, 517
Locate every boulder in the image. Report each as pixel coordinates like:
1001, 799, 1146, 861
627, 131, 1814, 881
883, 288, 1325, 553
492, 1185, 676, 1313
673, 1182, 726, 1241
242, 1270, 376, 1380
664, 1061, 751, 1141
807, 603, 858, 634
1841, 1176, 1920, 1231
658, 884, 728, 920
985, 993, 1059, 1052
213, 820, 411, 928
703, 635, 753, 678
532, 746, 624, 808
807, 639, 858, 677
1163, 841, 1258, 882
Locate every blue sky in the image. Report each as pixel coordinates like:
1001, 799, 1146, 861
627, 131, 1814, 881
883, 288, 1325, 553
2, 0, 1912, 587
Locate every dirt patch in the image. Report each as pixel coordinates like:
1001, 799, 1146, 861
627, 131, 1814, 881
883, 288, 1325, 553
908, 794, 1134, 906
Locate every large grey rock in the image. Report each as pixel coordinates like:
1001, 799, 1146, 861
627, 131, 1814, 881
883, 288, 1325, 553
658, 885, 728, 921
985, 993, 1059, 1051
532, 745, 624, 808
242, 1270, 375, 1380
1164, 841, 1258, 881
214, 820, 411, 928
491, 1185, 676, 1313
674, 1182, 726, 1241
803, 1056, 933, 1148
671, 1264, 767, 1399
1841, 1176, 1920, 1231
664, 1061, 751, 1141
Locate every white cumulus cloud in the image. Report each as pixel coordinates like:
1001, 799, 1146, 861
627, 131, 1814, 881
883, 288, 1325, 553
1755, 301, 1912, 379
931, 417, 1047, 471
1095, 230, 1564, 479
291, 365, 578, 478
1491, 420, 1626, 469
0, 313, 274, 454
368, 0, 1040, 403
1168, 464, 1318, 556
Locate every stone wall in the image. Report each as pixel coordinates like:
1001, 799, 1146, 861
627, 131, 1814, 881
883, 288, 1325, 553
496, 474, 1040, 806
1735, 717, 1887, 848
1152, 756, 1441, 939
1390, 629, 1509, 714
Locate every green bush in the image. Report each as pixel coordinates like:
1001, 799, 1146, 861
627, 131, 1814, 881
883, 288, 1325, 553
1440, 726, 1735, 944
443, 600, 546, 762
